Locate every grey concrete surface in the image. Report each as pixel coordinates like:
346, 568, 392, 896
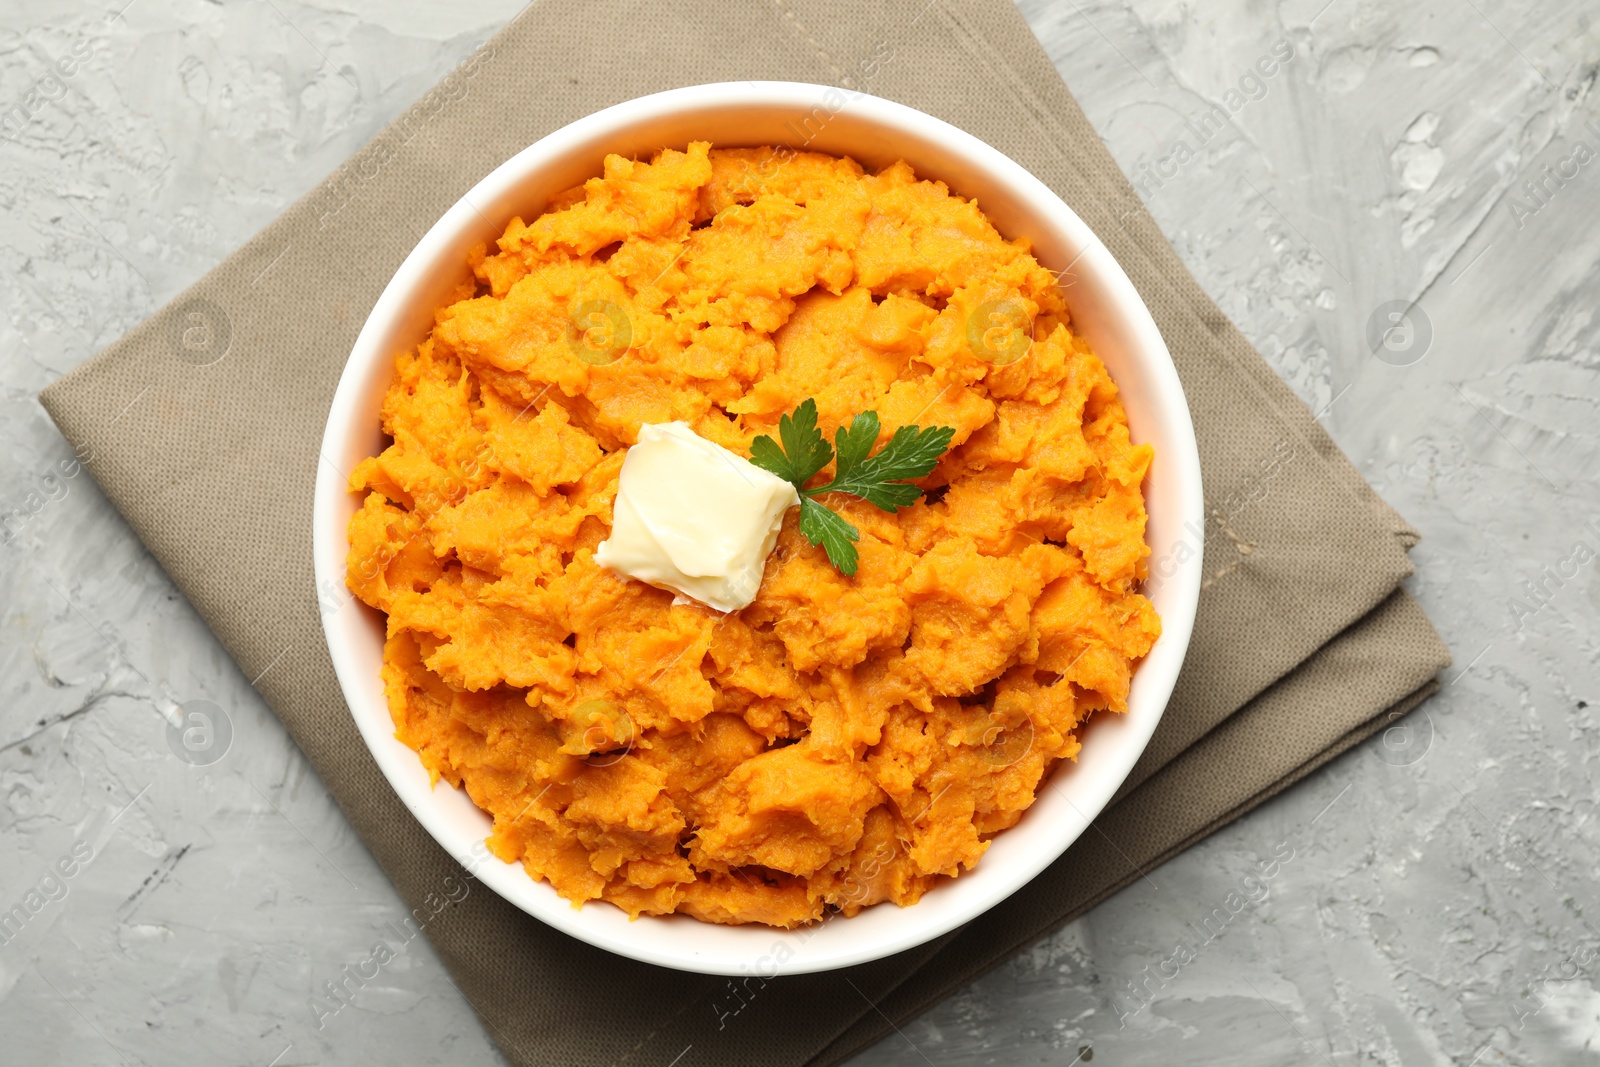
1, 1, 1597, 1065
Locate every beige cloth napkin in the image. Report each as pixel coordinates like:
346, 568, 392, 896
38, 0, 1451, 1063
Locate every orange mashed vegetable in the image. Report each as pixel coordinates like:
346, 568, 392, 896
346, 142, 1159, 927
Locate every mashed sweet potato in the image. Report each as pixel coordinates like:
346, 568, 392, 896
346, 142, 1160, 927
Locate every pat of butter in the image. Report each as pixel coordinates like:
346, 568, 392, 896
594, 421, 799, 612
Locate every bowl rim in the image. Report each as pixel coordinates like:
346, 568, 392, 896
312, 80, 1204, 975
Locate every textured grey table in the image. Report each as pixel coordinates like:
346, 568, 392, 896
2, 1, 1597, 1064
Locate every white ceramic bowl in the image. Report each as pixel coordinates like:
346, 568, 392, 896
313, 81, 1203, 976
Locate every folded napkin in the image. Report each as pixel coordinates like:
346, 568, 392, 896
38, 0, 1451, 1063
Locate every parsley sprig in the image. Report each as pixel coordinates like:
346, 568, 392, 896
750, 398, 956, 576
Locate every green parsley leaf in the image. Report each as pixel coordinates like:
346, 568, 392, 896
798, 496, 860, 575
747, 398, 956, 577
749, 397, 833, 486
814, 421, 957, 512
828, 410, 881, 484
